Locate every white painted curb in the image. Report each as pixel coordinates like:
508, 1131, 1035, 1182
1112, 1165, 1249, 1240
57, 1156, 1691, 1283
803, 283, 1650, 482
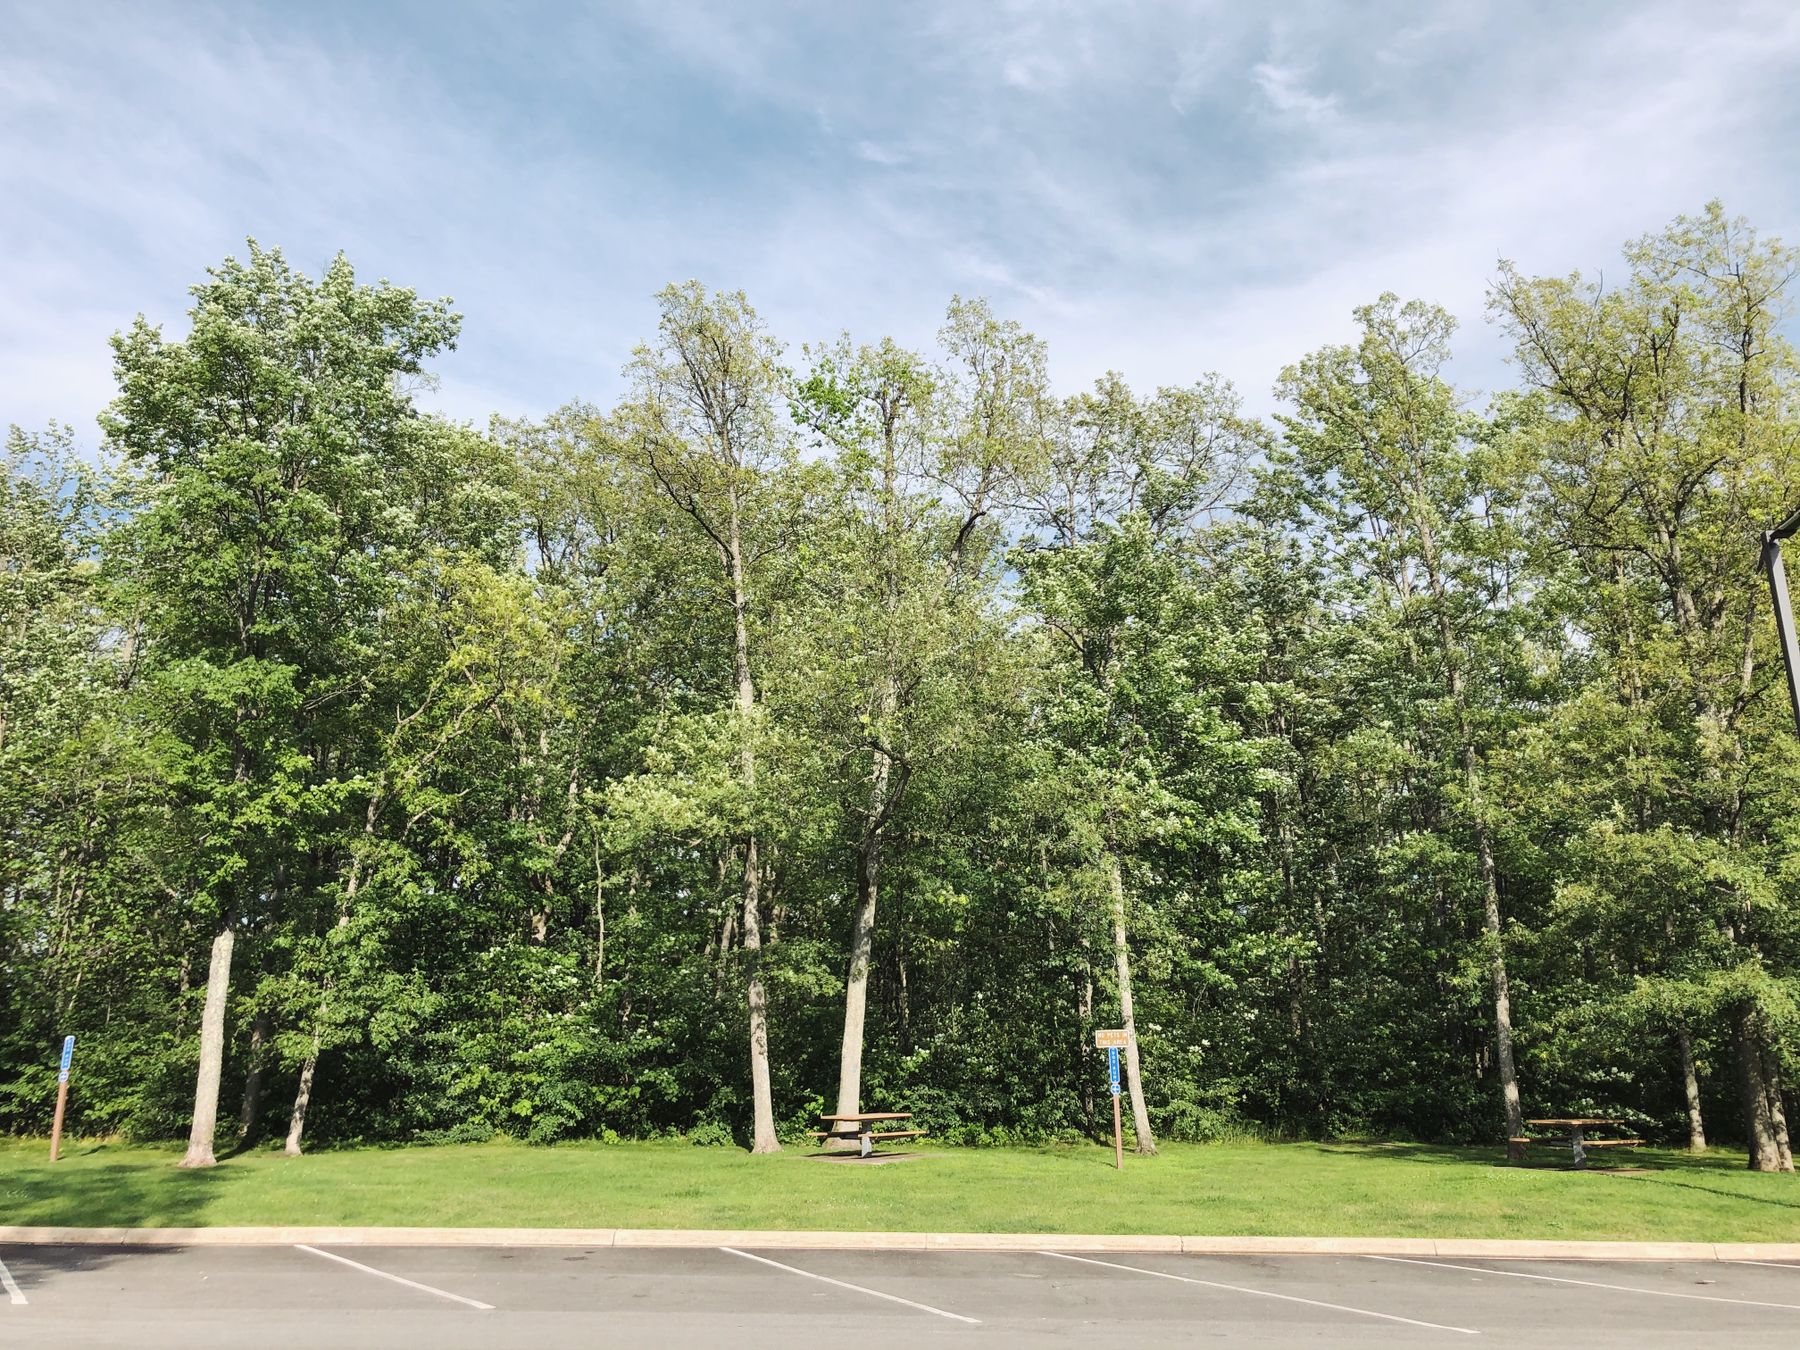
1, 1227, 1796, 1261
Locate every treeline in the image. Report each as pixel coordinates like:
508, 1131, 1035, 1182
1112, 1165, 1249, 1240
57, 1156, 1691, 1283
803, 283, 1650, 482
3, 205, 1798, 1170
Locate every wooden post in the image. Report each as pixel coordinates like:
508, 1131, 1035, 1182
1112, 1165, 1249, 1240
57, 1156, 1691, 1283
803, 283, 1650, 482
49, 1079, 69, 1162
1111, 1090, 1123, 1171
50, 1035, 74, 1162
1095, 1029, 1128, 1172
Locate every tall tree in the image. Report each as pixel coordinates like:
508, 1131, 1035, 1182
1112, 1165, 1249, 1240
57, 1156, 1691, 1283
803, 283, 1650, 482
102, 243, 460, 1167
1493, 204, 1800, 1170
1278, 297, 1535, 1140
1019, 372, 1258, 1153
620, 283, 794, 1153
795, 309, 1042, 1135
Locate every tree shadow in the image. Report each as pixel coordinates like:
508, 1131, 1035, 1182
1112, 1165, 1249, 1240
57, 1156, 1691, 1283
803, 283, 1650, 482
1611, 1175, 1800, 1212
1305, 1141, 1670, 1170
1304, 1141, 1800, 1210
2, 1151, 233, 1228
0, 1241, 207, 1302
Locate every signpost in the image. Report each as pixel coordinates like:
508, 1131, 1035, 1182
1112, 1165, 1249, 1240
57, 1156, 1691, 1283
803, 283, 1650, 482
50, 1035, 74, 1163
1094, 1028, 1129, 1170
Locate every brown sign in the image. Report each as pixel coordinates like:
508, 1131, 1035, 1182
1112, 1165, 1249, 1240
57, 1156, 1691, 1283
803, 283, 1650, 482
1093, 1028, 1130, 1049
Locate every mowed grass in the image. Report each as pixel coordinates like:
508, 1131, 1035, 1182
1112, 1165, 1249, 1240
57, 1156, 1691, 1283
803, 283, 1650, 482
3, 1138, 1797, 1241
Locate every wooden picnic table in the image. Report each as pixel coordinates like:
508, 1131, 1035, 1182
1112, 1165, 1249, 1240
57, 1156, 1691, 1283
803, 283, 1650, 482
1518, 1118, 1642, 1168
814, 1112, 925, 1158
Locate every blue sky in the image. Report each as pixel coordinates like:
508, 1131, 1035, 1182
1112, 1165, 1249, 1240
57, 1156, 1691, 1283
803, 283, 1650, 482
5, 0, 1799, 436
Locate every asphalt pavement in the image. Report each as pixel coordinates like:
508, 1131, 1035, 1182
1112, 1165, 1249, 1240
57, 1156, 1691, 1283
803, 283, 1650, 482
4, 1241, 1799, 1347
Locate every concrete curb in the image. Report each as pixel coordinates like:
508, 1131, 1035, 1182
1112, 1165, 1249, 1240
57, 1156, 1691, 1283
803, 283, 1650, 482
2, 1226, 1797, 1261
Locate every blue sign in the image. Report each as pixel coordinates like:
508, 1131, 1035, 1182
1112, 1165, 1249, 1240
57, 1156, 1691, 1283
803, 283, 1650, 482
58, 1035, 74, 1082
1107, 1045, 1121, 1095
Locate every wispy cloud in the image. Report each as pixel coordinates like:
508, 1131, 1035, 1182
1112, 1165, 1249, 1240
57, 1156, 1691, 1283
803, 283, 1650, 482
854, 141, 907, 167
3, 0, 1798, 441
1251, 61, 1339, 125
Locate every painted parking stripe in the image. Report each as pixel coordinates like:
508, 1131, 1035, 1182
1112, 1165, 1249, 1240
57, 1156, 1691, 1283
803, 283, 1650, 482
294, 1244, 494, 1310
718, 1246, 980, 1324
1042, 1251, 1478, 1335
1729, 1261, 1800, 1271
0, 1255, 24, 1306
1367, 1256, 1800, 1312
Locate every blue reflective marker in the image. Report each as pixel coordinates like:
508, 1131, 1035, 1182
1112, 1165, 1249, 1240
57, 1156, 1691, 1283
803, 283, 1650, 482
1107, 1045, 1120, 1095
58, 1035, 74, 1082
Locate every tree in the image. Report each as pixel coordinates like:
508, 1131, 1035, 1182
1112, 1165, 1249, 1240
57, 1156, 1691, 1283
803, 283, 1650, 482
1278, 297, 1537, 1140
11, 210, 1798, 1167
619, 283, 795, 1153
1018, 372, 1260, 1153
794, 311, 1045, 1136
101, 243, 461, 1167
0, 428, 172, 1136
1493, 204, 1800, 1170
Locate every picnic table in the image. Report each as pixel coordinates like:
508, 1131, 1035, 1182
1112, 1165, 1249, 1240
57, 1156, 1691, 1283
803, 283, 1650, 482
812, 1111, 926, 1158
1512, 1117, 1643, 1167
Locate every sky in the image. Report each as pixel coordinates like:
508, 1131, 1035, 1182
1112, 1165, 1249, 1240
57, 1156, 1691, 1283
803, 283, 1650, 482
5, 0, 1799, 439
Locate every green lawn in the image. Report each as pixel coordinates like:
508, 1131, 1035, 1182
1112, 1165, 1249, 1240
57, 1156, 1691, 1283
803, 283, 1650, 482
3, 1138, 1796, 1241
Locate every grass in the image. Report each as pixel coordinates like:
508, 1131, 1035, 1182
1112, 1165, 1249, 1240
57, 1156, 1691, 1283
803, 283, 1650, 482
3, 1137, 1797, 1241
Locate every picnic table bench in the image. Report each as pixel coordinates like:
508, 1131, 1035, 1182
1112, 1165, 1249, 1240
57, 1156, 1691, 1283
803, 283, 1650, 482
1509, 1117, 1643, 1167
811, 1111, 926, 1158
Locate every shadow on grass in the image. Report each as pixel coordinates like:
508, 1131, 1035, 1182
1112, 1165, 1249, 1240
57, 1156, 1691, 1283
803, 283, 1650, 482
1306, 1141, 1800, 1210
1308, 1141, 1558, 1169
3, 1154, 233, 1228
1607, 1174, 1800, 1212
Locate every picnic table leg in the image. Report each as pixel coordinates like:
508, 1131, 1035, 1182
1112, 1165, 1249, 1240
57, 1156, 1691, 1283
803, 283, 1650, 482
860, 1130, 872, 1159
1571, 1127, 1587, 1169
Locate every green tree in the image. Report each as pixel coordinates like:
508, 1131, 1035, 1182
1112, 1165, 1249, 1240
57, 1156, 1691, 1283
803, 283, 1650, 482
618, 283, 797, 1153
1018, 372, 1262, 1153
1493, 204, 1800, 1170
101, 243, 462, 1167
1278, 296, 1539, 1139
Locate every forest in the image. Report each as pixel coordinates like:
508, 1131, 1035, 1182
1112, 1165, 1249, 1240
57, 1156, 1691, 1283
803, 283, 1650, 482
3, 202, 1797, 1172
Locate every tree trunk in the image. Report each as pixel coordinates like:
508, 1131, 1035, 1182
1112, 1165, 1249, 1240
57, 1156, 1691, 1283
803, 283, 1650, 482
1414, 498, 1526, 1142
285, 1031, 322, 1156
593, 839, 605, 989
729, 509, 780, 1155
1472, 803, 1524, 1140
1734, 1002, 1794, 1172
742, 835, 779, 1154
284, 852, 362, 1158
830, 819, 883, 1148
178, 915, 235, 1168
832, 658, 908, 1142
896, 923, 912, 1050
1108, 855, 1157, 1155
1676, 1025, 1706, 1152
1077, 948, 1096, 1134
236, 1011, 271, 1146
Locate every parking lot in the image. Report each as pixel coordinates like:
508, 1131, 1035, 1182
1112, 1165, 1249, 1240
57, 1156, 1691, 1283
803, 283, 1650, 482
4, 1242, 1799, 1347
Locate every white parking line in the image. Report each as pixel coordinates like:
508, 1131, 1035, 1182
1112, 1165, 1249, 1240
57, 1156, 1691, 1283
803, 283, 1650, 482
1042, 1251, 1479, 1335
1729, 1261, 1800, 1271
1367, 1256, 1800, 1312
0, 1256, 25, 1305
719, 1246, 981, 1324
294, 1244, 494, 1310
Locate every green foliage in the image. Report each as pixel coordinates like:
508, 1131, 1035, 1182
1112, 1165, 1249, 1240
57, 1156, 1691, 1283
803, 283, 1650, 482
5, 210, 1800, 1165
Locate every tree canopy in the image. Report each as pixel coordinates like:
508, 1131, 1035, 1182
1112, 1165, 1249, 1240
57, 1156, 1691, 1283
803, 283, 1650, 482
5, 207, 1798, 1170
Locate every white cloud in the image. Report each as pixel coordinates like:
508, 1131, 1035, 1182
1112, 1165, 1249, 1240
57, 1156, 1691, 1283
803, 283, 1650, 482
1251, 61, 1339, 125
854, 140, 907, 167
1001, 53, 1063, 91
4, 0, 1799, 448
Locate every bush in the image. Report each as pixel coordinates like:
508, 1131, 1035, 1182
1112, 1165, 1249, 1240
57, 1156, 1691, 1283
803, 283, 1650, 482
686, 1120, 734, 1147
1159, 1101, 1258, 1143
412, 1120, 496, 1145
